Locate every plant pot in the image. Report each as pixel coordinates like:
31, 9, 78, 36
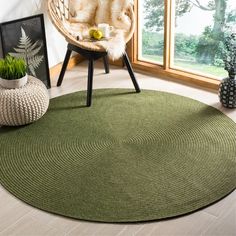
219, 76, 236, 108
0, 74, 28, 89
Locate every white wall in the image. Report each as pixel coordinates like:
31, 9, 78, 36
0, 0, 67, 67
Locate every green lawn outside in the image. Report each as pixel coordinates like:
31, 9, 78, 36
142, 54, 227, 79
141, 54, 163, 63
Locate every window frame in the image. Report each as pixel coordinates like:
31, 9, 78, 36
129, 0, 221, 90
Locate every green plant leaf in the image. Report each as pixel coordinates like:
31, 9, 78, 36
0, 55, 26, 80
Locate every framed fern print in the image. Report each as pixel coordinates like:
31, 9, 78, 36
0, 14, 51, 88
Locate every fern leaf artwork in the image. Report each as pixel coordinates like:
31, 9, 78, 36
9, 27, 44, 77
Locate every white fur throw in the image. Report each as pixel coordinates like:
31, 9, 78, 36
68, 0, 134, 60
96, 30, 126, 61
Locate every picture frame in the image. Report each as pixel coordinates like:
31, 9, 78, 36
0, 14, 51, 88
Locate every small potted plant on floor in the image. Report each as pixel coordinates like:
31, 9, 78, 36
219, 33, 236, 108
0, 55, 27, 89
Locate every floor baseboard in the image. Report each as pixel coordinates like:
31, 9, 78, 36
49, 54, 124, 81
49, 54, 84, 79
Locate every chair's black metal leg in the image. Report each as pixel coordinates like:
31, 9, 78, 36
103, 55, 110, 74
123, 52, 141, 93
57, 48, 72, 86
87, 59, 94, 107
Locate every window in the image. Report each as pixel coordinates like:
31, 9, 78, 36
138, 0, 164, 65
135, 0, 236, 87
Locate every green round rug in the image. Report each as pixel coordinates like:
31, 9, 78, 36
0, 89, 236, 222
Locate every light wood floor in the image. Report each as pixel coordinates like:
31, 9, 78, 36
0, 61, 235, 236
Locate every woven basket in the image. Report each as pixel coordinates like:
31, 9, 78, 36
47, 0, 135, 52
0, 76, 49, 126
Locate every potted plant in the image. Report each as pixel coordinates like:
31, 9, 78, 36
219, 32, 236, 108
0, 55, 27, 89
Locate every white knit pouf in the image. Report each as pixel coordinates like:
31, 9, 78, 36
0, 76, 49, 126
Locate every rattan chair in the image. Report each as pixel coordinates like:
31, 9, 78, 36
48, 0, 140, 106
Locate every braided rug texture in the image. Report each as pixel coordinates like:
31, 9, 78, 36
0, 76, 49, 126
0, 89, 235, 222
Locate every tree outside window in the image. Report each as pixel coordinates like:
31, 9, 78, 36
140, 0, 236, 78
